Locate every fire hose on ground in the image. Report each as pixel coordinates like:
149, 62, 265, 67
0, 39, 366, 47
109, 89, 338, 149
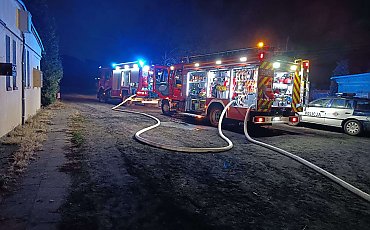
244, 104, 370, 202
112, 95, 233, 153
112, 97, 370, 202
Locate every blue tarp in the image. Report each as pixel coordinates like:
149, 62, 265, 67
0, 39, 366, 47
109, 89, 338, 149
331, 73, 370, 98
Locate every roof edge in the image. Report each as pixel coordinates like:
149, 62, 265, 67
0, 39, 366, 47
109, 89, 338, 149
16, 0, 45, 52
331, 72, 370, 80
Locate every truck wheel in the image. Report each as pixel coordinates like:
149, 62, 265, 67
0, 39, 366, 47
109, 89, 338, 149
161, 100, 171, 115
104, 90, 111, 103
97, 89, 104, 102
343, 120, 363, 136
208, 105, 223, 127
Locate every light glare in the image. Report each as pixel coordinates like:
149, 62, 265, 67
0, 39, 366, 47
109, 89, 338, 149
143, 65, 150, 72
290, 65, 297, 71
273, 62, 281, 69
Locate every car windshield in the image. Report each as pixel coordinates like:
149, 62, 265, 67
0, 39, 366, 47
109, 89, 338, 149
355, 100, 370, 112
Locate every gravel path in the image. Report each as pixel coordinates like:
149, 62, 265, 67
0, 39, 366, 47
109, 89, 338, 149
60, 94, 370, 229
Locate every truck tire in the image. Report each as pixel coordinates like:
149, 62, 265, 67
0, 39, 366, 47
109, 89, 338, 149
208, 105, 223, 127
104, 90, 111, 103
97, 89, 104, 102
343, 119, 363, 136
161, 100, 171, 116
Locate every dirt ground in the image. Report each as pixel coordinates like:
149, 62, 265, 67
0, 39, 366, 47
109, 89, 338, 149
2, 93, 370, 229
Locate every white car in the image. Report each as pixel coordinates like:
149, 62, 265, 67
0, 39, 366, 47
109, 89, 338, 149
299, 96, 370, 136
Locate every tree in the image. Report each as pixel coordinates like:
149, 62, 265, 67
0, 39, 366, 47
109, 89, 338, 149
330, 59, 349, 95
332, 59, 349, 77
23, 0, 63, 105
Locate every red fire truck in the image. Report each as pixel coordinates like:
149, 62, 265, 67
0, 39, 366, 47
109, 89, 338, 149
97, 61, 169, 104
154, 44, 310, 126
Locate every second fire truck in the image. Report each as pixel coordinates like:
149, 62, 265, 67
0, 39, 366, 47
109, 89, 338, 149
97, 61, 169, 104
154, 44, 310, 126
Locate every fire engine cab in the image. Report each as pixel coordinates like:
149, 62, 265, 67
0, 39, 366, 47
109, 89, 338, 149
97, 61, 169, 104
155, 44, 310, 126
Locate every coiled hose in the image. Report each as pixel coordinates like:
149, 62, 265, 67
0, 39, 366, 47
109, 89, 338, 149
243, 105, 370, 202
112, 96, 233, 153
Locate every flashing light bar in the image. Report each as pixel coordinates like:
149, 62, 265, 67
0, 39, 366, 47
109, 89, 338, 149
138, 59, 145, 67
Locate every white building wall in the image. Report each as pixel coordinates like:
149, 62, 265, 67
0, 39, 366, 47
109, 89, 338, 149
0, 0, 43, 138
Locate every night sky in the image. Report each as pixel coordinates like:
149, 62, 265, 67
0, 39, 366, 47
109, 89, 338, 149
43, 0, 370, 90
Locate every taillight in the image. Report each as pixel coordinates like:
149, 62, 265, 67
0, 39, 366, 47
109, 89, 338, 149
136, 91, 147, 96
258, 52, 265, 61
289, 116, 299, 123
254, 117, 265, 123
303, 61, 309, 69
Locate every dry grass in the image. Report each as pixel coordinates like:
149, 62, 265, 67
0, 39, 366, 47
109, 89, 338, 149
59, 111, 85, 174
69, 112, 85, 148
0, 101, 65, 190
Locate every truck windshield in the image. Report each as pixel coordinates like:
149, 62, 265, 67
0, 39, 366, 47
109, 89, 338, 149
155, 68, 169, 96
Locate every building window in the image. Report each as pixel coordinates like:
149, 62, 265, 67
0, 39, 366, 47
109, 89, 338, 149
27, 50, 30, 88
12, 40, 18, 90
5, 35, 12, 91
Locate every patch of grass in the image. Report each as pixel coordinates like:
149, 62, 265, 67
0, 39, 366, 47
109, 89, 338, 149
71, 131, 84, 148
68, 112, 85, 149
60, 111, 99, 229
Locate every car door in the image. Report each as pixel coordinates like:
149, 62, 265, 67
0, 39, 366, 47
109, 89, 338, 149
325, 99, 354, 127
301, 98, 331, 124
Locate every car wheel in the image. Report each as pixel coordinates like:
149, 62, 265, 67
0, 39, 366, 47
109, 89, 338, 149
161, 100, 171, 115
208, 106, 223, 127
343, 120, 363, 136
